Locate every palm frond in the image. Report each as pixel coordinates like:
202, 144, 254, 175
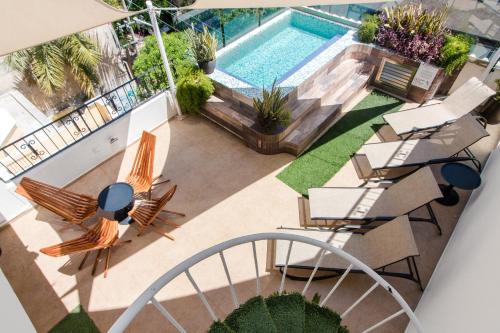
30, 43, 65, 95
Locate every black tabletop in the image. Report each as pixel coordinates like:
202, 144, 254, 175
98, 182, 134, 212
441, 163, 481, 190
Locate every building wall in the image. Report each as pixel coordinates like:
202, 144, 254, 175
405, 145, 500, 333
0, 92, 176, 226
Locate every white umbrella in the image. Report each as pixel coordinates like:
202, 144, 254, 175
0, 0, 137, 56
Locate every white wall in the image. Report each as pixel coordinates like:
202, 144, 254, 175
0, 268, 36, 332
406, 146, 500, 333
0, 92, 176, 225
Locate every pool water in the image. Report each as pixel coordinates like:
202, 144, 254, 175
217, 11, 348, 88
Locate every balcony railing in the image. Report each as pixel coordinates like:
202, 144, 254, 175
0, 66, 168, 182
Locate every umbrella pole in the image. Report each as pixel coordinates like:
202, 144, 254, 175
146, 0, 182, 118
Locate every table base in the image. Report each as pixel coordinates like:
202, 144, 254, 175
436, 184, 460, 206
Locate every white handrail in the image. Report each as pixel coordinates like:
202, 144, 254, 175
108, 232, 424, 333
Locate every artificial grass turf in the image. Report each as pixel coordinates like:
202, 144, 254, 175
265, 293, 305, 333
224, 296, 278, 333
209, 321, 237, 333
277, 91, 404, 195
210, 293, 348, 333
304, 301, 343, 333
49, 305, 100, 333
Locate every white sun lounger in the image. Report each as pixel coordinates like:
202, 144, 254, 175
307, 167, 443, 234
271, 216, 423, 288
383, 77, 495, 136
361, 114, 489, 171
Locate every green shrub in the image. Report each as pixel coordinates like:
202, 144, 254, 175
133, 32, 196, 90
253, 80, 291, 133
358, 14, 380, 43
358, 14, 379, 43
176, 70, 214, 115
438, 33, 474, 75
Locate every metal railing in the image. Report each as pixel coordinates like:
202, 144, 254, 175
0, 66, 168, 182
108, 233, 424, 333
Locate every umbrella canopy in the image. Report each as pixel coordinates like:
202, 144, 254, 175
0, 0, 137, 56
186, 0, 389, 9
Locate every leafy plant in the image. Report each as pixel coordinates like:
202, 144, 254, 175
438, 33, 474, 75
176, 70, 214, 115
358, 14, 380, 43
133, 32, 196, 91
185, 26, 218, 63
376, 3, 449, 62
6, 34, 101, 97
253, 80, 291, 133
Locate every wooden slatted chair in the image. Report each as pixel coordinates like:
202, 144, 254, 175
15, 177, 97, 227
129, 185, 185, 240
40, 218, 128, 278
127, 131, 166, 195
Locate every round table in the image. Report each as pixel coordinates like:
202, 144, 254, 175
98, 182, 134, 222
436, 163, 481, 206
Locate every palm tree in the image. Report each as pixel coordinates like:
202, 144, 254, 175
6, 33, 102, 97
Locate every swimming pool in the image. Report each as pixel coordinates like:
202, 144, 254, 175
216, 10, 349, 89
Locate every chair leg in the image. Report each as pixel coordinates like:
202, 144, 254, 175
426, 203, 442, 235
78, 252, 91, 270
104, 247, 112, 278
92, 249, 102, 276
162, 209, 186, 217
156, 216, 180, 228
152, 224, 175, 240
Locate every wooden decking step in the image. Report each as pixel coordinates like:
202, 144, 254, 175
281, 63, 374, 155
301, 59, 368, 101
202, 96, 254, 131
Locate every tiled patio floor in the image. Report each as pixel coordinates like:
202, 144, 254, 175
1, 94, 499, 333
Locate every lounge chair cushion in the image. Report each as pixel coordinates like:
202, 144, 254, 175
383, 77, 495, 135
361, 114, 489, 169
274, 216, 418, 270
308, 167, 442, 220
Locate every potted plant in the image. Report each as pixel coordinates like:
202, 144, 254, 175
185, 26, 218, 74
253, 80, 291, 134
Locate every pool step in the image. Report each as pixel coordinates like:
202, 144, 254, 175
300, 59, 372, 104
281, 65, 374, 154
201, 96, 255, 139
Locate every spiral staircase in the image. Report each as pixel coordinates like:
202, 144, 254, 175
108, 233, 424, 333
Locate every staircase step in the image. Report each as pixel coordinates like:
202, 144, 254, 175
304, 302, 342, 333
224, 296, 278, 333
323, 72, 373, 107
281, 98, 321, 139
281, 104, 340, 154
265, 293, 305, 333
300, 59, 366, 101
209, 321, 237, 333
202, 96, 254, 132
281, 68, 373, 155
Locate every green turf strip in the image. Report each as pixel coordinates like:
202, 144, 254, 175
265, 293, 305, 333
224, 296, 278, 333
49, 305, 100, 333
277, 91, 404, 195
